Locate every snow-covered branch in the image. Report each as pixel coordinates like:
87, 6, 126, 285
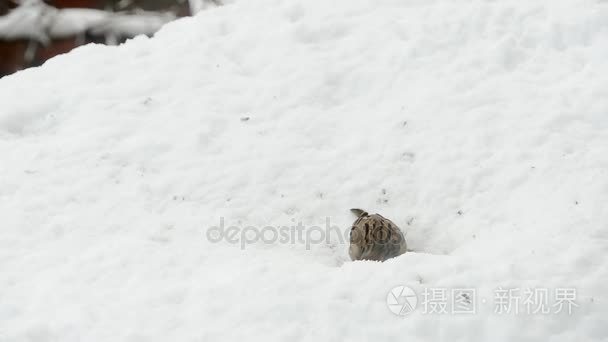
0, 0, 175, 44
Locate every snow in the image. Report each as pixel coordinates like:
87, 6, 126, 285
0, 1, 54, 42
87, 12, 176, 38
188, 0, 226, 14
1, 0, 608, 341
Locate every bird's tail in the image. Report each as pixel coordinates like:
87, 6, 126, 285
350, 208, 368, 217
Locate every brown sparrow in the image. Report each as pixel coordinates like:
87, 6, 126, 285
349, 208, 407, 261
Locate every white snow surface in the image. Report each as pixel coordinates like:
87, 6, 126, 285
1, 0, 608, 341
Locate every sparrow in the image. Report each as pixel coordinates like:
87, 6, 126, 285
349, 208, 407, 261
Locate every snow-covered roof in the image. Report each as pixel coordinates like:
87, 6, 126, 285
0, 0, 175, 43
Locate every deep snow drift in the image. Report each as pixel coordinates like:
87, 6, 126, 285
1, 0, 608, 341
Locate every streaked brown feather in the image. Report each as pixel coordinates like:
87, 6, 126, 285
349, 209, 407, 261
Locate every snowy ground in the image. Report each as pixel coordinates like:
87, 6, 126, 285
1, 0, 608, 341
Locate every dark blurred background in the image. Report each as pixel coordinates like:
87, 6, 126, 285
0, 0, 219, 77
